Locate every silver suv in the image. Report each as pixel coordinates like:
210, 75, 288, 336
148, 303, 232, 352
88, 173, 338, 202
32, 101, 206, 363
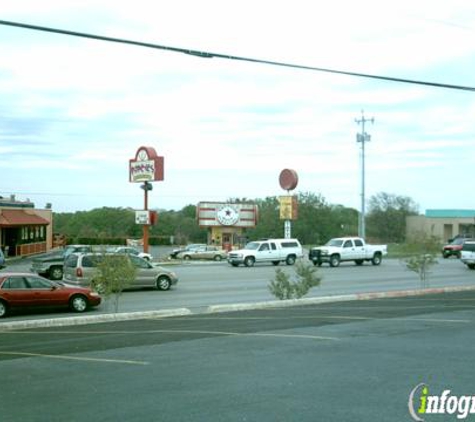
63, 252, 178, 290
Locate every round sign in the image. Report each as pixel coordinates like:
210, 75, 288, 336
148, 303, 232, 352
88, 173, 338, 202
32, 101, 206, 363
216, 205, 240, 226
279, 169, 299, 191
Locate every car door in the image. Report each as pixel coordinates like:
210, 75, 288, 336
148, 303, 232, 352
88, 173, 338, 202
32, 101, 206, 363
192, 246, 207, 259
268, 242, 281, 261
341, 240, 356, 260
256, 242, 273, 262
129, 255, 155, 287
25, 275, 63, 306
353, 238, 366, 259
0, 276, 33, 307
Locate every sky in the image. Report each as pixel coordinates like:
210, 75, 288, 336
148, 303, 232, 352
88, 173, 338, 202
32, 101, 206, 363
1, 0, 475, 214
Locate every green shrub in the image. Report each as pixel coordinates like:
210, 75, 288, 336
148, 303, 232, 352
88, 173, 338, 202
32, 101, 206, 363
268, 260, 322, 300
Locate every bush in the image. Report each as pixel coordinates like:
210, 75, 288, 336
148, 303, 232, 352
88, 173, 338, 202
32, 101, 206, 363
268, 260, 322, 300
400, 233, 440, 288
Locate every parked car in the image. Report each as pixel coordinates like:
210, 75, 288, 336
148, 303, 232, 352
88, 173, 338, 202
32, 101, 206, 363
30, 244, 93, 280
63, 252, 178, 291
0, 272, 101, 318
0, 248, 5, 269
460, 240, 475, 269
109, 246, 153, 261
442, 237, 474, 258
169, 243, 206, 259
176, 245, 228, 261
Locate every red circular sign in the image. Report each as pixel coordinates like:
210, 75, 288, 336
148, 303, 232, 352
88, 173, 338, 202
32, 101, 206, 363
279, 169, 298, 191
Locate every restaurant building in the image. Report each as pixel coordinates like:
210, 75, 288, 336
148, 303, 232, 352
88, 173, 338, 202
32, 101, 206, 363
197, 202, 259, 250
0, 195, 53, 257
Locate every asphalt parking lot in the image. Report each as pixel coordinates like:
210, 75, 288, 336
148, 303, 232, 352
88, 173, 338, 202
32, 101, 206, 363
1, 290, 475, 421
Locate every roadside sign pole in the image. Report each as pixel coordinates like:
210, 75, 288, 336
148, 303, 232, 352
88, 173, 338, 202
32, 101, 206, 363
141, 182, 152, 254
284, 220, 291, 239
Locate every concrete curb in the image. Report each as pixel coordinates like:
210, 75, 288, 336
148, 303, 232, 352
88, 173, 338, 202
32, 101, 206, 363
205, 285, 475, 313
1, 285, 475, 331
0, 308, 192, 331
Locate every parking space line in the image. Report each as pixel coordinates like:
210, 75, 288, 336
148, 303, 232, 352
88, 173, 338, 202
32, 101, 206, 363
144, 329, 340, 341
0, 328, 339, 340
0, 351, 149, 365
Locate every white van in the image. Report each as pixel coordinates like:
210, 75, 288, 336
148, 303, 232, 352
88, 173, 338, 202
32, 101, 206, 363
227, 238, 303, 267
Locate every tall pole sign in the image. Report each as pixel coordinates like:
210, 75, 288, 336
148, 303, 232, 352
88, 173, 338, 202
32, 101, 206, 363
278, 169, 299, 239
129, 146, 164, 253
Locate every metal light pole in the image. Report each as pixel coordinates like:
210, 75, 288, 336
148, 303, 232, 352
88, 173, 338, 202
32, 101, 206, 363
355, 110, 374, 239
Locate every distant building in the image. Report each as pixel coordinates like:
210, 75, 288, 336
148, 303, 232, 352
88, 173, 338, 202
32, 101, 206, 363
0, 195, 53, 257
197, 202, 258, 250
406, 209, 475, 242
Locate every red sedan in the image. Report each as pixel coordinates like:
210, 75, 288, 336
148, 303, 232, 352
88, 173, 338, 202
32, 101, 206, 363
0, 272, 101, 318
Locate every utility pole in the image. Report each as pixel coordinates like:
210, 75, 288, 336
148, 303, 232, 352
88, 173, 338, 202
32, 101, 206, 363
355, 110, 374, 239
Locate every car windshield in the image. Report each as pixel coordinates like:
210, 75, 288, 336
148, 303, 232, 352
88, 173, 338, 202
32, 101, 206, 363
244, 242, 260, 250
325, 239, 344, 247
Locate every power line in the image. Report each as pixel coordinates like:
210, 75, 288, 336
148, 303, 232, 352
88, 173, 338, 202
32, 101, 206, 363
1, 19, 474, 92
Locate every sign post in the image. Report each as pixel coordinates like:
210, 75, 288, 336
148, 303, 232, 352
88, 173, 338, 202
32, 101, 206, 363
278, 169, 299, 239
129, 146, 164, 253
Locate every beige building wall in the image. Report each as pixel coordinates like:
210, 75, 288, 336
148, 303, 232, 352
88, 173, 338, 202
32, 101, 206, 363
407, 216, 475, 242
35, 208, 54, 250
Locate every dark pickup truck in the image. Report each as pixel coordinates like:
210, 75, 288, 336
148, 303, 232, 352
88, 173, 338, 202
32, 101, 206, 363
30, 245, 93, 280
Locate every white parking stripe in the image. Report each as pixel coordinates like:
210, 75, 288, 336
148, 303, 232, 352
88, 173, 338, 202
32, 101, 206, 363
0, 351, 149, 365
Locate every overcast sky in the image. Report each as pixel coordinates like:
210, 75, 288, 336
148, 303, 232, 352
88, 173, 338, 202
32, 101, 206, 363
1, 1, 475, 214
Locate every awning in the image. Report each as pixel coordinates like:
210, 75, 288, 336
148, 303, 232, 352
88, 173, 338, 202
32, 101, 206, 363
0, 209, 50, 227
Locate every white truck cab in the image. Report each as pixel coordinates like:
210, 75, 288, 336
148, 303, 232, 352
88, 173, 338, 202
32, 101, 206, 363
228, 238, 303, 267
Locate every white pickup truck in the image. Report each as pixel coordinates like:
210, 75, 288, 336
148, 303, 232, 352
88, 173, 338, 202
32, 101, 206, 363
308, 237, 387, 267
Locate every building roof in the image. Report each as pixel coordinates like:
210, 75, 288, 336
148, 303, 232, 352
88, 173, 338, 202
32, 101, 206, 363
0, 209, 50, 227
425, 209, 475, 218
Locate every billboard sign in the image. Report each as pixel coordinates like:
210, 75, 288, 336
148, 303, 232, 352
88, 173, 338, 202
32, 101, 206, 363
129, 146, 164, 183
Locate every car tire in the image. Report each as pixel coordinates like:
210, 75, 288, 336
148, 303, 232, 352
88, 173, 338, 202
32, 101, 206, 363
244, 256, 255, 267
371, 253, 382, 266
272, 261, 280, 266
214, 255, 223, 261
467, 264, 475, 270
49, 266, 64, 280
329, 255, 340, 267
157, 276, 171, 291
183, 255, 191, 261
285, 255, 296, 265
0, 300, 8, 318
355, 260, 364, 266
231, 263, 239, 267
69, 295, 88, 313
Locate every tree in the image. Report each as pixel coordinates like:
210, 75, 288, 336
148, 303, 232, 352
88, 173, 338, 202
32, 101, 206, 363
366, 192, 419, 243
92, 254, 137, 313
